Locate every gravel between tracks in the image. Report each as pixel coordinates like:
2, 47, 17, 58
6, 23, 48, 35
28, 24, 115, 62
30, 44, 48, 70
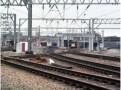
1, 51, 24, 57
1, 64, 82, 90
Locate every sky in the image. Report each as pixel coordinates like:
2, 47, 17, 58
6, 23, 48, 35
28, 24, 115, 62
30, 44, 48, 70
0, 2, 120, 37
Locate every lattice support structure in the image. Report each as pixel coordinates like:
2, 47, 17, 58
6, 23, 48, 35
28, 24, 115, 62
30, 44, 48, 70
0, 13, 17, 51
94, 18, 121, 24
0, 0, 120, 5
0, 0, 120, 53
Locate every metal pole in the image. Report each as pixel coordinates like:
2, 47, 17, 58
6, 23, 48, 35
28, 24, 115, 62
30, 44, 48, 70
89, 19, 91, 51
77, 36, 79, 50
57, 21, 59, 47
61, 36, 64, 47
26, 3, 33, 54
91, 18, 94, 51
58, 35, 60, 47
97, 37, 100, 52
67, 34, 69, 49
38, 26, 40, 47
102, 30, 104, 49
13, 14, 16, 52
83, 29, 85, 49
18, 19, 20, 43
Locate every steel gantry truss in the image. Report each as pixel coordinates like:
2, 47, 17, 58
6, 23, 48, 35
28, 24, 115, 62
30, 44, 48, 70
91, 18, 121, 31
13, 18, 121, 51
18, 18, 120, 37
19, 18, 121, 27
88, 18, 120, 51
0, 13, 14, 27
0, 13, 17, 51
0, 0, 120, 5
0, 0, 120, 54
19, 18, 90, 32
93, 18, 121, 24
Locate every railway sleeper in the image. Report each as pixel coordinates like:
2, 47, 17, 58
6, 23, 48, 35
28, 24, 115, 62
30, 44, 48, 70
2, 58, 120, 88
80, 75, 87, 78
75, 84, 82, 88
43, 66, 48, 69
63, 71, 68, 74
115, 83, 120, 87
83, 86, 90, 90
59, 70, 65, 73
62, 70, 70, 74
62, 79, 66, 83
44, 57, 119, 77
2, 60, 117, 90
51, 76, 56, 80
71, 73, 77, 76
43, 74, 47, 77
38, 72, 43, 76
69, 82, 74, 85
94, 78, 102, 82
108, 82, 120, 87
65, 72, 71, 75
84, 76, 91, 79
45, 67, 50, 70
50, 68, 56, 71
54, 54, 120, 72
57, 78, 61, 81
5, 57, 119, 77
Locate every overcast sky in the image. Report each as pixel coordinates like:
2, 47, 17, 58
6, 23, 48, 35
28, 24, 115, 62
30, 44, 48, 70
0, 3, 120, 37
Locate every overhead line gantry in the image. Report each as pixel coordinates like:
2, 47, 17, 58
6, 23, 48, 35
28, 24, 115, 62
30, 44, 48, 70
0, 0, 120, 54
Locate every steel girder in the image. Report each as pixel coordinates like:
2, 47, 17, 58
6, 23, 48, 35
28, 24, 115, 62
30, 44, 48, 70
0, 13, 15, 27
0, 0, 120, 6
0, 13, 17, 51
93, 18, 121, 24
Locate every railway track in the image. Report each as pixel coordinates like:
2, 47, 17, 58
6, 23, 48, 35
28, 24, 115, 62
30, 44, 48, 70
49, 54, 120, 77
70, 51, 120, 62
2, 56, 120, 90
54, 53, 120, 71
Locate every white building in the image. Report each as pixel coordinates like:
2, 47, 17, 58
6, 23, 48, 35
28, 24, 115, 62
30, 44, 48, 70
55, 31, 101, 50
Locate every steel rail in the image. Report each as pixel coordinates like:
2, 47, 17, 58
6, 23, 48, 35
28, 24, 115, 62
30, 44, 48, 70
1, 59, 115, 90
70, 51, 120, 62
2, 56, 119, 87
49, 54, 120, 77
53, 54, 120, 71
